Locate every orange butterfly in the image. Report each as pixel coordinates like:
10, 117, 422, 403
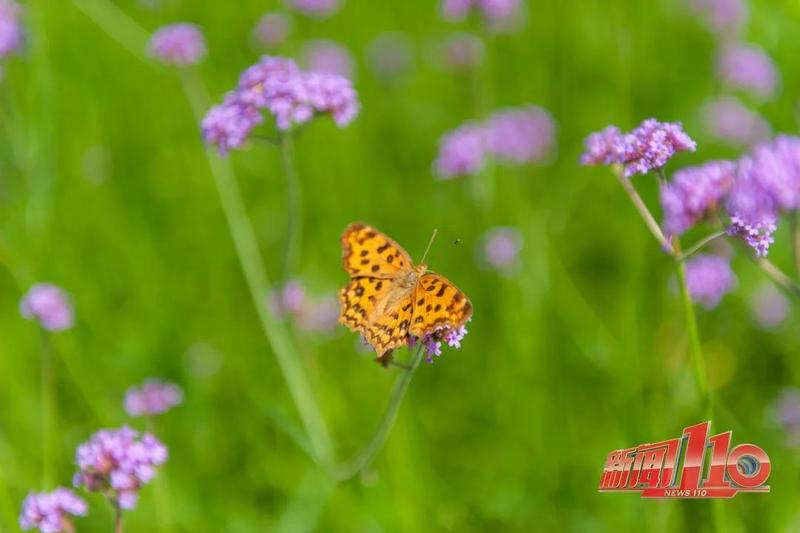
338, 223, 473, 365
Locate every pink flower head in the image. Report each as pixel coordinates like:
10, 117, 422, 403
20, 284, 74, 332
409, 324, 469, 364
19, 488, 87, 533
124, 379, 183, 417
296, 294, 339, 333
612, 118, 697, 177
366, 33, 412, 81
434, 122, 487, 179
485, 106, 554, 164
716, 43, 778, 99
0, 0, 23, 59
73, 427, 167, 511
481, 227, 522, 271
441, 0, 521, 30
200, 92, 264, 154
752, 284, 789, 329
685, 254, 737, 309
440, 33, 485, 72
580, 126, 621, 165
660, 160, 736, 236
701, 97, 770, 148
147, 23, 206, 67
727, 215, 776, 257
253, 13, 291, 47
302, 39, 354, 79
690, 0, 748, 34
289, 0, 341, 18
269, 279, 307, 319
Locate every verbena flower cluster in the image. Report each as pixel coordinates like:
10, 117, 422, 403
409, 325, 469, 364
0, 0, 23, 59
73, 427, 168, 511
147, 23, 206, 67
773, 388, 800, 447
685, 254, 737, 309
441, 0, 520, 29
660, 160, 736, 236
716, 43, 778, 100
124, 379, 184, 417
269, 280, 339, 333
435, 106, 554, 178
253, 13, 291, 47
302, 40, 354, 79
701, 97, 770, 148
440, 33, 485, 72
689, 0, 747, 35
581, 118, 696, 177
289, 0, 341, 18
480, 227, 522, 272
20, 284, 74, 332
201, 55, 359, 154
19, 488, 87, 533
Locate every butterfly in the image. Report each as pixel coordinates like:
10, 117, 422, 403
338, 223, 473, 365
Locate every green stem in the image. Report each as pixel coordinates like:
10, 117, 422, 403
614, 168, 674, 255
40, 329, 56, 487
791, 211, 800, 280
678, 230, 728, 262
114, 504, 124, 533
332, 345, 426, 481
279, 133, 302, 280
755, 257, 800, 300
180, 71, 333, 466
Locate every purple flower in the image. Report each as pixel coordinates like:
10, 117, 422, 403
434, 122, 487, 179
716, 43, 778, 99
485, 106, 555, 165
409, 324, 468, 363
201, 92, 264, 154
296, 294, 339, 333
659, 160, 736, 236
442, 0, 521, 30
73, 427, 167, 511
685, 254, 737, 309
747, 135, 800, 212
147, 23, 206, 67
302, 40, 354, 79
727, 215, 776, 257
440, 33, 485, 72
613, 119, 697, 177
481, 227, 522, 271
19, 488, 87, 533
269, 279, 307, 318
774, 388, 800, 446
701, 97, 770, 148
0, 0, 23, 59
124, 379, 183, 417
366, 33, 412, 82
690, 0, 748, 34
289, 0, 341, 17
253, 13, 291, 47
20, 284, 74, 332
580, 126, 621, 165
752, 284, 789, 329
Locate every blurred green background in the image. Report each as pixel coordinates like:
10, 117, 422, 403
2, 0, 800, 531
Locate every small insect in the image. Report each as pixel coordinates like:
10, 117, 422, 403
338, 223, 473, 365
452, 239, 461, 246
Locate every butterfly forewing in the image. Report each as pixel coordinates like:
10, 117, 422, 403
409, 273, 472, 337
341, 223, 414, 279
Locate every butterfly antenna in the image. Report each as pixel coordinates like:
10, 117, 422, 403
420, 228, 438, 264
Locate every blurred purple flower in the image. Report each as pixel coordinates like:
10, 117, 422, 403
269, 279, 307, 318
613, 119, 697, 177
486, 107, 555, 165
701, 97, 770, 147
366, 33, 412, 81
752, 284, 789, 329
690, 0, 748, 34
685, 254, 737, 309
296, 294, 339, 333
125, 379, 183, 417
73, 427, 167, 511
289, 0, 341, 17
580, 126, 621, 165
716, 43, 778, 99
147, 23, 206, 67
441, 33, 485, 72
0, 0, 23, 59
20, 284, 74, 332
774, 388, 800, 447
19, 488, 87, 533
659, 160, 736, 236
409, 324, 468, 363
442, 0, 521, 30
253, 13, 291, 47
746, 135, 800, 212
434, 122, 487, 179
202, 55, 359, 153
727, 215, 776, 257
302, 40, 354, 79
481, 227, 522, 271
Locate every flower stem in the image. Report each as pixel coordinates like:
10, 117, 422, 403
678, 230, 728, 261
279, 133, 302, 280
613, 168, 674, 255
755, 257, 800, 300
791, 211, 800, 280
180, 71, 334, 466
40, 329, 56, 487
332, 345, 426, 481
114, 505, 124, 533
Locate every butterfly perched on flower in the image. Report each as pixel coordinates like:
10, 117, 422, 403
338, 223, 473, 365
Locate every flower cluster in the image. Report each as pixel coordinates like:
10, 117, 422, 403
716, 43, 778, 99
701, 97, 770, 148
302, 40, 354, 79
147, 23, 206, 67
366, 33, 412, 82
440, 33, 485, 72
441, 0, 520, 29
689, 0, 747, 35
19, 488, 87, 533
660, 160, 736, 236
20, 284, 74, 332
269, 280, 339, 333
289, 0, 341, 18
201, 55, 359, 154
435, 106, 555, 178
685, 254, 737, 309
73, 427, 167, 510
727, 215, 776, 257
774, 388, 800, 447
124, 379, 184, 417
253, 13, 291, 47
581, 119, 696, 177
409, 325, 468, 364
480, 227, 522, 272
0, 0, 22, 59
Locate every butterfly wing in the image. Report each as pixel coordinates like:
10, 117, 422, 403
341, 223, 414, 279
409, 273, 472, 337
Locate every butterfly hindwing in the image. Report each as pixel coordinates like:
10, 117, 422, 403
409, 273, 472, 337
341, 223, 413, 279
